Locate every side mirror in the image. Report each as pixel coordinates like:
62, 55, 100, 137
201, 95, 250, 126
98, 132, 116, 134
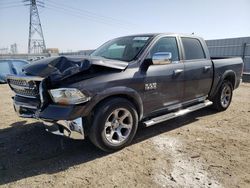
152, 52, 172, 65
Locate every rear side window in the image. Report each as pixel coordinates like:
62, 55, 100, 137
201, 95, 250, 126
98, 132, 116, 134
182, 38, 205, 60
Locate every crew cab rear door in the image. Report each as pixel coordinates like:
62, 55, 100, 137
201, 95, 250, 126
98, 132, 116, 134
142, 36, 184, 116
180, 37, 213, 102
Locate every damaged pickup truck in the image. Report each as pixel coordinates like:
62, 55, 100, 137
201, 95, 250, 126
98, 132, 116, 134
7, 33, 243, 151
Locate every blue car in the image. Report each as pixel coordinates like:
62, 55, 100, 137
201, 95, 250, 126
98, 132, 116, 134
0, 59, 29, 84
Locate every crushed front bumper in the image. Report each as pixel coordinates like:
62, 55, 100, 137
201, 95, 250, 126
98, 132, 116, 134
13, 96, 85, 140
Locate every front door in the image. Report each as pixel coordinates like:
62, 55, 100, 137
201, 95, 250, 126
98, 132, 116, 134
142, 37, 184, 116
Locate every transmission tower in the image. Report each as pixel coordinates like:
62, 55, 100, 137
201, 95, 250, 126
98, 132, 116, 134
25, 0, 46, 54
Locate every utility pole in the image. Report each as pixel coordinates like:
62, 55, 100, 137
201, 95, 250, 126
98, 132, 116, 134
25, 0, 46, 54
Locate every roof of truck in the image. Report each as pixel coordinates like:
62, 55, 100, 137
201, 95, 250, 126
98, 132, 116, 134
124, 33, 201, 38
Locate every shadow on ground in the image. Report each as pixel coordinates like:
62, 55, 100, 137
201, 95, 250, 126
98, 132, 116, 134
0, 108, 216, 185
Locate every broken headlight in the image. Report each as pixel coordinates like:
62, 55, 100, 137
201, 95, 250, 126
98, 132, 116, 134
49, 88, 90, 105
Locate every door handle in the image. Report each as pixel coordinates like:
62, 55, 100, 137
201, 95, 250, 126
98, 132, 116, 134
204, 65, 211, 72
173, 69, 184, 76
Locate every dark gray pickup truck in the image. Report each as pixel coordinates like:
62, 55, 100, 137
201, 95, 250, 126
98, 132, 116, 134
7, 33, 243, 151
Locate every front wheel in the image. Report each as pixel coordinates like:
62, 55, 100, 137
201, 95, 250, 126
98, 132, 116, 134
88, 98, 138, 152
212, 80, 233, 111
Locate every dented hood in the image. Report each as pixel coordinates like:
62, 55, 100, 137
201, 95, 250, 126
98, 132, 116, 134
24, 56, 128, 81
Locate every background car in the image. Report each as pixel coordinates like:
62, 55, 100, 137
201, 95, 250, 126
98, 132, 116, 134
0, 59, 29, 84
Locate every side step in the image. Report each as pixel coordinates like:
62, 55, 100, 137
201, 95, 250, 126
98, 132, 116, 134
143, 100, 213, 127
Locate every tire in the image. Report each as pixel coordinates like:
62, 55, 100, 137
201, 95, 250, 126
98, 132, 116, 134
88, 98, 138, 152
212, 80, 233, 111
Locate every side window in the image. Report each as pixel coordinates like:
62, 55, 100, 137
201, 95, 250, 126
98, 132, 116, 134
149, 37, 179, 61
182, 38, 206, 60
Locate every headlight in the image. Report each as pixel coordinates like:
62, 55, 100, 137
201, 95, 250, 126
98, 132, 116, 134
49, 88, 90, 105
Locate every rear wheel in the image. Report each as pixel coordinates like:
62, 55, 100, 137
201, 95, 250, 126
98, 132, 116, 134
212, 80, 233, 111
88, 98, 138, 152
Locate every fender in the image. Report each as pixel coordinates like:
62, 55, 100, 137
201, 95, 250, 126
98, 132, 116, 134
209, 70, 236, 99
81, 86, 144, 120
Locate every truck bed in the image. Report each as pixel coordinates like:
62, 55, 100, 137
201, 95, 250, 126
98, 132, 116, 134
210, 57, 243, 97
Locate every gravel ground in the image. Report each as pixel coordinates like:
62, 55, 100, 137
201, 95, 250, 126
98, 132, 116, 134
0, 83, 249, 188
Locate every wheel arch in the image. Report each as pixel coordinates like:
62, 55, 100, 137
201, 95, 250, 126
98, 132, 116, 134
209, 70, 236, 99
84, 87, 144, 121
223, 71, 236, 89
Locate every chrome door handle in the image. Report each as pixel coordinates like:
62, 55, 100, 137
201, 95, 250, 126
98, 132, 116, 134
173, 69, 184, 75
204, 65, 211, 72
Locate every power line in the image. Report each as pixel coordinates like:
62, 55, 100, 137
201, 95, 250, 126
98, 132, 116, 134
43, 2, 137, 31
44, 5, 132, 31
46, 0, 137, 27
0, 2, 22, 5
0, 0, 44, 8
44, 1, 129, 27
0, 0, 140, 52
0, 1, 24, 7
0, 0, 139, 30
0, 0, 22, 4
0, 0, 22, 2
0, 4, 24, 9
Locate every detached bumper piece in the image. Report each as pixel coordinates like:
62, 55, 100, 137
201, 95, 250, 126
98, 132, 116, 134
44, 118, 85, 140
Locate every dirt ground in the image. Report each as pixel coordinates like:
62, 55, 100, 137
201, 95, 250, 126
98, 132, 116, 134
0, 83, 249, 188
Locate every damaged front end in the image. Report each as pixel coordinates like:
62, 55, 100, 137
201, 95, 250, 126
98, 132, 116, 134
7, 74, 85, 139
7, 56, 128, 140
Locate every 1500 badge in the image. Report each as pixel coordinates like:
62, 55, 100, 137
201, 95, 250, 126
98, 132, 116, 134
145, 83, 157, 90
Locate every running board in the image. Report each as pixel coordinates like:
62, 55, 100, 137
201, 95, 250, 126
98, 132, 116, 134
143, 100, 213, 127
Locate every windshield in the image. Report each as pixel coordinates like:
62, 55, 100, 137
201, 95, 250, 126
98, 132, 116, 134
91, 36, 153, 62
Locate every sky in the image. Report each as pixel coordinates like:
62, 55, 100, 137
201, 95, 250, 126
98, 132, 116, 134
0, 0, 250, 53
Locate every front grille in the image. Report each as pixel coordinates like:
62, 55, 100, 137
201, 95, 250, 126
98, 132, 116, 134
12, 87, 38, 97
8, 77, 41, 98
8, 79, 28, 87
